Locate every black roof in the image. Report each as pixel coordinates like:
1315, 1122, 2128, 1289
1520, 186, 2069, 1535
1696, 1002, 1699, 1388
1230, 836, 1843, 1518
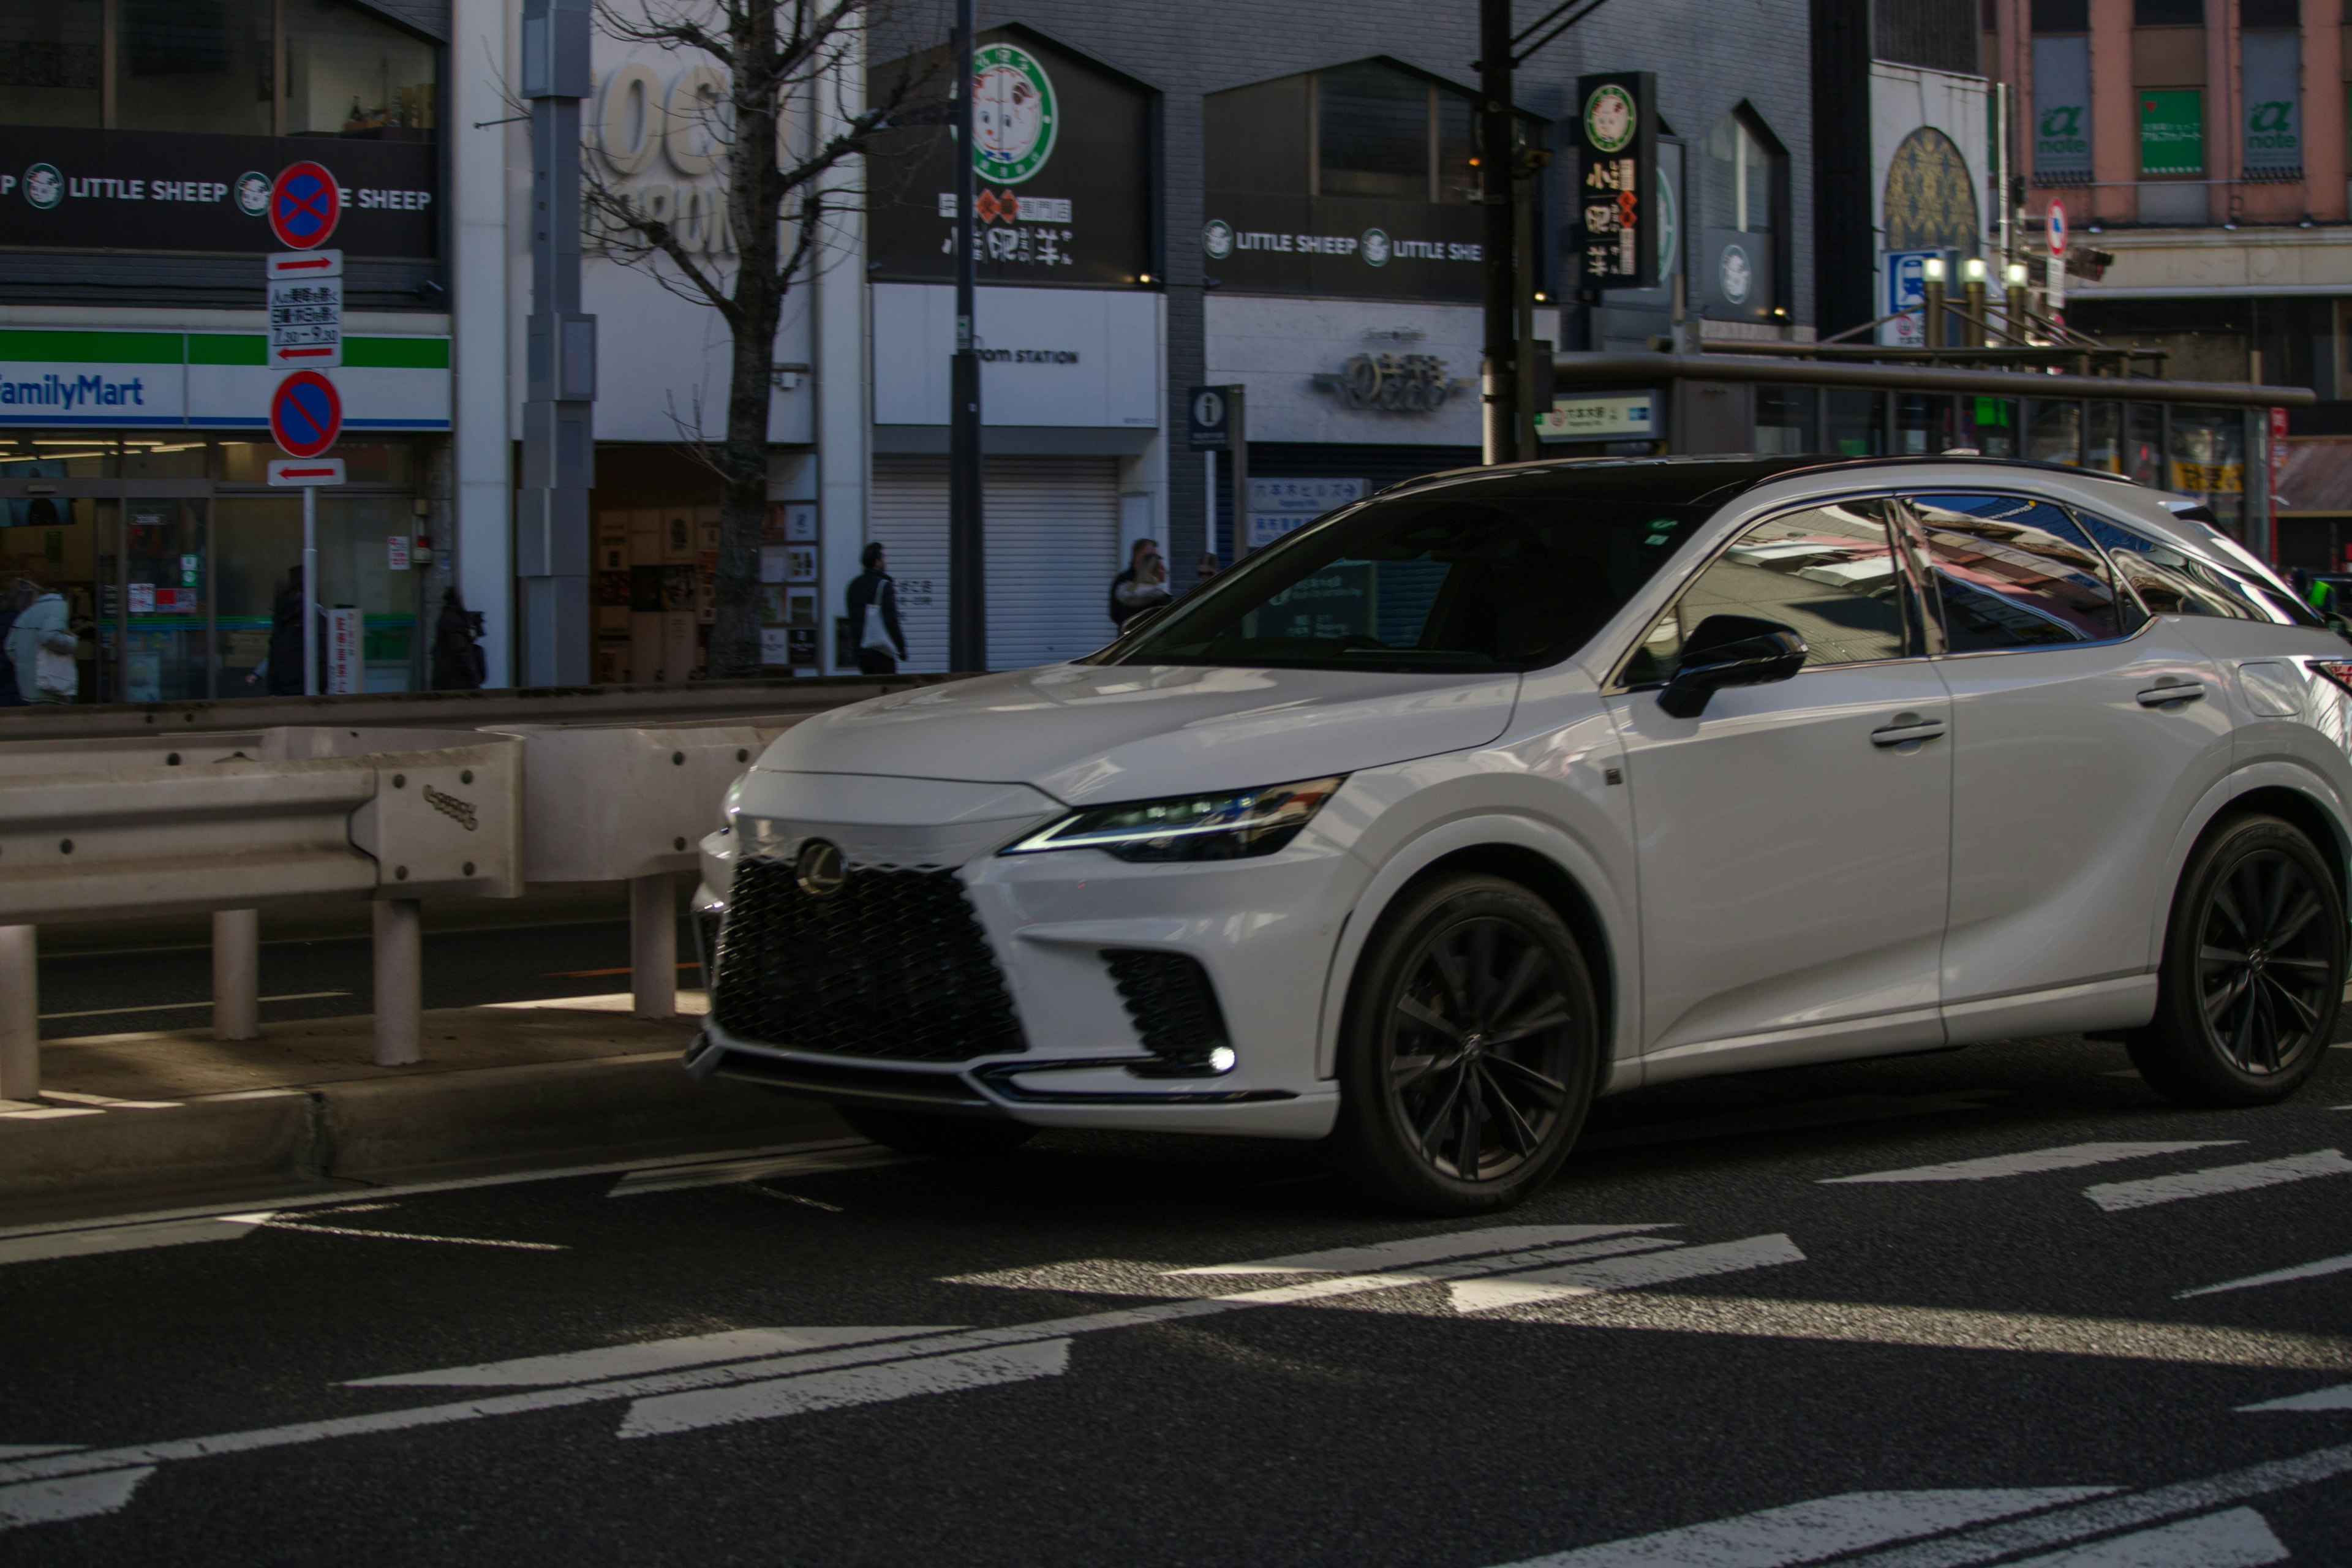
1377, 453, 2143, 510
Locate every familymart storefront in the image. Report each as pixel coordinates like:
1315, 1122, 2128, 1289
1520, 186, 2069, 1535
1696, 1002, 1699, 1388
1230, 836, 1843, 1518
0, 328, 450, 702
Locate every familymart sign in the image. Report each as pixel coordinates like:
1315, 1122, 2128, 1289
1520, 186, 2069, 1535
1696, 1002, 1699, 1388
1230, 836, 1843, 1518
0, 329, 449, 429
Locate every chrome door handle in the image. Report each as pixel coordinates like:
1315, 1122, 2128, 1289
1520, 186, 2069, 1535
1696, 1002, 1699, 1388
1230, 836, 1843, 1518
1870, 717, 1947, 747
2136, 680, 2206, 707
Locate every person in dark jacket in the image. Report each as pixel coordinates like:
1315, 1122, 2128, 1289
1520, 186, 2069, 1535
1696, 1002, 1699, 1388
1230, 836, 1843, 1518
1109, 538, 1171, 630
262, 565, 307, 695
431, 586, 487, 690
845, 541, 907, 675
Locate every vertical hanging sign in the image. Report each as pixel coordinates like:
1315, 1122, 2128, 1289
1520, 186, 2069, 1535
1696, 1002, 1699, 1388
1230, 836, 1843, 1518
2030, 36, 2092, 184
2241, 31, 2304, 178
1575, 71, 1657, 295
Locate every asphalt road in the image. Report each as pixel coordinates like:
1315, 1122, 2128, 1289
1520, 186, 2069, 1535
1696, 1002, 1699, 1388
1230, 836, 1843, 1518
32, 917, 698, 1038
4, 1027, 2350, 1565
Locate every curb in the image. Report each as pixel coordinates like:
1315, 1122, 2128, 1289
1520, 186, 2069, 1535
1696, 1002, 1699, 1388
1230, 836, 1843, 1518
0, 1053, 839, 1210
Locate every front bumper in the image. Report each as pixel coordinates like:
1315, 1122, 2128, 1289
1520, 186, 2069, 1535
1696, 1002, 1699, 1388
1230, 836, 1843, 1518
690, 772, 1361, 1140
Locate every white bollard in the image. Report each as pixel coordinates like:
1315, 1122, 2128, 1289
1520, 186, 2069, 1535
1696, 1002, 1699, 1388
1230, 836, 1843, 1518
631, 870, 677, 1020
372, 899, 422, 1067
0, 924, 36, 1101
213, 909, 260, 1041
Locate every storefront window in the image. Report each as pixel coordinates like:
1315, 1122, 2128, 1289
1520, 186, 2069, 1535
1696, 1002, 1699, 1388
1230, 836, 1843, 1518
1894, 393, 1953, 454
1317, 62, 1429, 201
0, 431, 114, 479
121, 435, 211, 480
1825, 388, 1885, 456
1958, 396, 2018, 457
2026, 399, 2082, 465
2125, 402, 2166, 484
2169, 405, 2246, 536
287, 0, 438, 139
1753, 385, 1817, 453
0, 0, 101, 127
2086, 402, 2123, 471
1696, 111, 1784, 322
114, 0, 276, 137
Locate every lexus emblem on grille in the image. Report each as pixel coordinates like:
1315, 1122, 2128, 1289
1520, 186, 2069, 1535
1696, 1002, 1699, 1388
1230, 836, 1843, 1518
796, 839, 846, 897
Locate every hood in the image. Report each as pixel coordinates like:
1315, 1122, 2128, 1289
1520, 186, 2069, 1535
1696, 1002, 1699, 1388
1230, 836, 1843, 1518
760, 663, 1521, 805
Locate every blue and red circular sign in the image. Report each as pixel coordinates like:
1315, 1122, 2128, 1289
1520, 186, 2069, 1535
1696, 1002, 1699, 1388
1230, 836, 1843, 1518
270, 371, 342, 458
268, 162, 342, 250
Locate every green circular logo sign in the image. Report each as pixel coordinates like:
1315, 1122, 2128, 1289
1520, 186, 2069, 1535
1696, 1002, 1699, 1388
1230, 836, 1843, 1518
23, 163, 62, 211
972, 42, 1057, 186
1361, 227, 1391, 268
1584, 85, 1637, 154
234, 170, 271, 216
1201, 218, 1234, 260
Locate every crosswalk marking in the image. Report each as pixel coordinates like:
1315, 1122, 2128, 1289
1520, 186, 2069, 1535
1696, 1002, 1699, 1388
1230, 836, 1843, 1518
1164, 1224, 1672, 1276
616, 1340, 1074, 1439
347, 1327, 967, 1388
1493, 1488, 2113, 1567
2180, 1251, 2352, 1298
2085, 1149, 2352, 1212
2239, 1381, 2352, 1412
1823, 1142, 2239, 1186
1999, 1507, 2285, 1567
1451, 1235, 1806, 1314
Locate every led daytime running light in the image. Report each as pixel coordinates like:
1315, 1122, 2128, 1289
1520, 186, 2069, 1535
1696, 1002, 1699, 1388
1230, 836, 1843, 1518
1005, 775, 1345, 859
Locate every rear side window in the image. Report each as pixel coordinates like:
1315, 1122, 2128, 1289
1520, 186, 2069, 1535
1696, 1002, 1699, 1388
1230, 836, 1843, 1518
2074, 511, 2318, 626
1906, 492, 2126, 651
1624, 500, 1913, 683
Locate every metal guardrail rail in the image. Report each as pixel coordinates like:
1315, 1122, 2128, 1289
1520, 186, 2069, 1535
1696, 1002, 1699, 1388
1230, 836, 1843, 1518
0, 727, 523, 1098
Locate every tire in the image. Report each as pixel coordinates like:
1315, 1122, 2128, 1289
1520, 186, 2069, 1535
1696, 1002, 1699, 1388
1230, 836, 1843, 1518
2131, 813, 2344, 1107
1334, 874, 1601, 1215
835, 1104, 1038, 1156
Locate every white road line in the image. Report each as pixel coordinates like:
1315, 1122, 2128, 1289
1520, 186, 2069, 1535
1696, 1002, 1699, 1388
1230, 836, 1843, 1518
744, 1185, 843, 1212
606, 1144, 918, 1196
36, 991, 345, 1022
1823, 1142, 2240, 1185
0, 1227, 1732, 1524
0, 1214, 274, 1267
1164, 1224, 1672, 1276
0, 1106, 102, 1120
0, 1448, 81, 1461
1496, 1489, 2115, 1567
0, 1467, 154, 1531
2085, 1149, 2352, 1212
1988, 1508, 2286, 1567
1580, 1090, 2007, 1152
2239, 1381, 2352, 1413
252, 1220, 564, 1251
36, 1091, 181, 1110
1452, 1235, 1806, 1314
348, 1326, 967, 1388
2180, 1252, 2352, 1298
617, 1340, 1072, 1439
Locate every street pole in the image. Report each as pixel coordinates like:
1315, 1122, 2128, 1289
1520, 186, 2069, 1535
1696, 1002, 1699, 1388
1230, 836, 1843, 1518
302, 483, 317, 696
1479, 0, 1518, 466
948, 0, 986, 673
517, 0, 596, 687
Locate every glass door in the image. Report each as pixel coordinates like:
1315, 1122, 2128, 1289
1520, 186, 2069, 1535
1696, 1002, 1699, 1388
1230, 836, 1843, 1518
122, 499, 210, 701
211, 496, 303, 695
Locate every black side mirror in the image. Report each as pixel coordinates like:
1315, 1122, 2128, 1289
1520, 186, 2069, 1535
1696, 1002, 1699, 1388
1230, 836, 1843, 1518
1657, 614, 1808, 718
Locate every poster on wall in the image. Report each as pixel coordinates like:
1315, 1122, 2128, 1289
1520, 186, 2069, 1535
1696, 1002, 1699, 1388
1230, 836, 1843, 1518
868, 27, 1152, 288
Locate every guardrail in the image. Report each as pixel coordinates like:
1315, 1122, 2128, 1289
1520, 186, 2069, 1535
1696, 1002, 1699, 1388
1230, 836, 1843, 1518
0, 727, 523, 1099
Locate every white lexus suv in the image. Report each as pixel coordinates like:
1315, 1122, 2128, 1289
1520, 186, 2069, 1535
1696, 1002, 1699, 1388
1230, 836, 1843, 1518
687, 456, 2352, 1213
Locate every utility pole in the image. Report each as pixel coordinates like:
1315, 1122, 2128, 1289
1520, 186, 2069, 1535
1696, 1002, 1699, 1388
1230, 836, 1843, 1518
517, 0, 596, 686
947, 0, 986, 673
1478, 0, 1518, 466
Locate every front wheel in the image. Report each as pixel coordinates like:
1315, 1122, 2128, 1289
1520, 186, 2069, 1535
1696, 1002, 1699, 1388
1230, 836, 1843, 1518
1335, 874, 1600, 1215
2132, 813, 2344, 1107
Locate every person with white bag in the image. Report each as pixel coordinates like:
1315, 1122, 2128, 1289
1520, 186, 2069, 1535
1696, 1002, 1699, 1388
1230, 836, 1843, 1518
5, 576, 76, 704
845, 541, 907, 676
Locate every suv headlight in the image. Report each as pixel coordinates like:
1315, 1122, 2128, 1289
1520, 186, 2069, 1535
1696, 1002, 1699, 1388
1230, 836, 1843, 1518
1002, 775, 1345, 863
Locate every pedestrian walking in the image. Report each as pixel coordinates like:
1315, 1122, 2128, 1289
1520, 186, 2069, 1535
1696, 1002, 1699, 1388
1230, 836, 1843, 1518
5, 576, 77, 704
846, 541, 907, 675
431, 586, 488, 690
1109, 538, 1172, 630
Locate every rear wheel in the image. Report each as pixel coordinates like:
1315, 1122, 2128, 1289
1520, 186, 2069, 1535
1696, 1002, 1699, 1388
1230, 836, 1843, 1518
834, 1104, 1038, 1156
1335, 874, 1599, 1215
2132, 814, 2343, 1107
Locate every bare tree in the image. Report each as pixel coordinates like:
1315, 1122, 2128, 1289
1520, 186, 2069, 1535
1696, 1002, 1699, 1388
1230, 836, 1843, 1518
591, 0, 929, 677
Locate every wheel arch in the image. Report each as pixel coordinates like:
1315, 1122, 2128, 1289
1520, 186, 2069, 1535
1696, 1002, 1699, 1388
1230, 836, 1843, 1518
1316, 816, 1634, 1091
2152, 764, 2352, 970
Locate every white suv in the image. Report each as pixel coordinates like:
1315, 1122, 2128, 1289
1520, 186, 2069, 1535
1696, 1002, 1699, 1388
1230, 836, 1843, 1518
687, 456, 2352, 1214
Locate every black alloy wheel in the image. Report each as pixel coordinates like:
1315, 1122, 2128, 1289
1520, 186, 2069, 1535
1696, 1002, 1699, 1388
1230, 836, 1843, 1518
2135, 813, 2343, 1106
1337, 875, 1599, 1214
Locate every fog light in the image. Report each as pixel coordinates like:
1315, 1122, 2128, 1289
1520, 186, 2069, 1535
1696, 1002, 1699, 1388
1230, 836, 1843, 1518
1208, 1045, 1237, 1073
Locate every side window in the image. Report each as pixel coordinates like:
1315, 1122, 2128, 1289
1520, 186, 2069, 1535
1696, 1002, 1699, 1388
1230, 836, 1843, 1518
1907, 492, 2125, 652
1624, 501, 1912, 683
2075, 511, 2310, 626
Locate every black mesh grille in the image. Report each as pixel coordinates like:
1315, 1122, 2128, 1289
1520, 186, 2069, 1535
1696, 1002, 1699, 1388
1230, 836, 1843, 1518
1103, 949, 1230, 1071
712, 857, 1025, 1061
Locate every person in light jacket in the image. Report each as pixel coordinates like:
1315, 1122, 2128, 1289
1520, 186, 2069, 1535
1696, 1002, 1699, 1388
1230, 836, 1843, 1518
6, 578, 76, 704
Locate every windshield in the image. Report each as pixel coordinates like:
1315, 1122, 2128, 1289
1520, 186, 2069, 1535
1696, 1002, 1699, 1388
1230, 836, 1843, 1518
1097, 483, 1712, 673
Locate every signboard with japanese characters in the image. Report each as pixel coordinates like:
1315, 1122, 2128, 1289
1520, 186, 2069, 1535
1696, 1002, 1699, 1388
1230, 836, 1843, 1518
867, 27, 1151, 288
267, 251, 344, 369
1575, 71, 1657, 295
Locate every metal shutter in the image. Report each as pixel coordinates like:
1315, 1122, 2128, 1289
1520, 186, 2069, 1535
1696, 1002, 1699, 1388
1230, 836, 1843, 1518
867, 455, 1123, 673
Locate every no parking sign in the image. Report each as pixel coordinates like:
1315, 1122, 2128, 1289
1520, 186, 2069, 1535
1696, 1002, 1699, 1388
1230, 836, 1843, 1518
268, 162, 342, 251
269, 371, 342, 458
